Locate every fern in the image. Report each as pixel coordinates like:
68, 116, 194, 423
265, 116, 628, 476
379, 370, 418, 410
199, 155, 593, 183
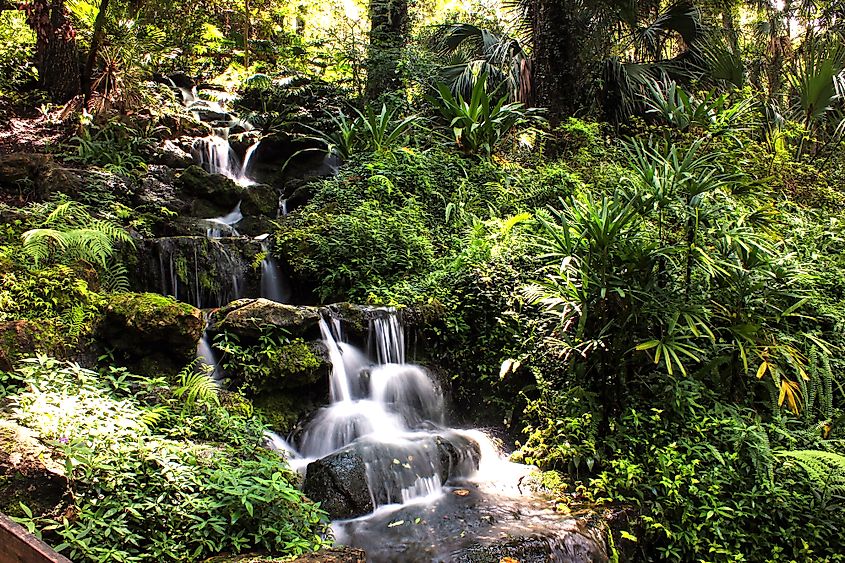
173, 360, 220, 412
777, 450, 845, 501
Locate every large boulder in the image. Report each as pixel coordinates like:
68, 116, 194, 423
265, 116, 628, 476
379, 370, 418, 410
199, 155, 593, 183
303, 432, 480, 519
0, 153, 82, 201
209, 299, 321, 340
96, 292, 203, 375
177, 165, 278, 221
0, 420, 68, 518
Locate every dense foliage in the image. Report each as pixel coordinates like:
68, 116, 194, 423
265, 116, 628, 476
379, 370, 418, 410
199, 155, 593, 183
1, 357, 329, 561
3, 0, 845, 561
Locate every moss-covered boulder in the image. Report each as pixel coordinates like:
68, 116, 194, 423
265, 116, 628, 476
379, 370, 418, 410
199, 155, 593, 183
254, 389, 324, 435
0, 420, 68, 518
96, 292, 203, 376
209, 299, 321, 340
177, 166, 278, 219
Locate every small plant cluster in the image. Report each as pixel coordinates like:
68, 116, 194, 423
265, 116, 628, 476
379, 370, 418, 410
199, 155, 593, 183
2, 356, 329, 562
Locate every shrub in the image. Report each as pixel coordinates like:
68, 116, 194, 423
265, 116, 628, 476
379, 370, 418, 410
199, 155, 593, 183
2, 357, 329, 562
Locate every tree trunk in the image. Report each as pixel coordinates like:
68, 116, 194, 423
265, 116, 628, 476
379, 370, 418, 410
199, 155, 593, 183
243, 0, 250, 67
25, 0, 80, 102
365, 0, 408, 100
527, 0, 586, 124
82, 0, 110, 102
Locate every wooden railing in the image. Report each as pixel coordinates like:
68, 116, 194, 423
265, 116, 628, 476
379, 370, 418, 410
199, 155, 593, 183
0, 512, 72, 563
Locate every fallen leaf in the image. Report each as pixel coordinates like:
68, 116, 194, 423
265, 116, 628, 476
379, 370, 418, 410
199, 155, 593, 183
454, 489, 470, 497
387, 520, 405, 528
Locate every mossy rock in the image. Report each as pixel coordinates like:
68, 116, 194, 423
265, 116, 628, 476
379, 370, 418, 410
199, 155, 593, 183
96, 292, 203, 376
0, 420, 69, 518
177, 166, 278, 218
254, 390, 321, 435
0, 153, 82, 202
0, 321, 42, 372
210, 299, 321, 340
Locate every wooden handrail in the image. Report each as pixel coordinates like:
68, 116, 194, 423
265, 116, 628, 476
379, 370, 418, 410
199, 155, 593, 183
0, 512, 72, 563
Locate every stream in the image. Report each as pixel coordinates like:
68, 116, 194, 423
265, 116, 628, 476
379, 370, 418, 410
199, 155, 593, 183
177, 109, 607, 561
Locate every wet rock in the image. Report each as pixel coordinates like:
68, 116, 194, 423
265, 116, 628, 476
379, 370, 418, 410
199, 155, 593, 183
303, 433, 480, 519
190, 105, 232, 123
209, 299, 321, 340
133, 237, 263, 309
304, 448, 372, 519
450, 533, 608, 563
97, 292, 203, 375
253, 385, 326, 435
167, 71, 194, 90
334, 481, 609, 563
176, 165, 278, 225
290, 547, 367, 562
202, 547, 366, 563
179, 165, 242, 209
151, 140, 194, 169
239, 183, 277, 217
0, 153, 82, 201
0, 420, 68, 518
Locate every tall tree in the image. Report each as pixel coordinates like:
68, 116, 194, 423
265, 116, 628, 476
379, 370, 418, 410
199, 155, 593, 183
82, 0, 109, 102
366, 0, 408, 99
23, 0, 80, 102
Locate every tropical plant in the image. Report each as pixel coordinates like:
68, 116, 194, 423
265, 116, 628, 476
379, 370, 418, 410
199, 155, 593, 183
302, 103, 421, 159
429, 74, 545, 155
21, 200, 134, 291
2, 356, 330, 562
430, 23, 530, 103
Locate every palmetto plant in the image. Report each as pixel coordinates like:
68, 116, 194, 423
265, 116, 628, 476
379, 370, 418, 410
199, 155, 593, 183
430, 74, 545, 156
431, 23, 530, 103
785, 38, 845, 158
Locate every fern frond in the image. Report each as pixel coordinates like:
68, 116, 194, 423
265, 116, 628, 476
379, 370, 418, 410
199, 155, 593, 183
174, 360, 220, 411
101, 261, 131, 292
777, 449, 845, 499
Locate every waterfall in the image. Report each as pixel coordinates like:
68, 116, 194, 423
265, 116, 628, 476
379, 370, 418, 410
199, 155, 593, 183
154, 237, 246, 308
240, 141, 261, 179
191, 130, 258, 186
370, 309, 405, 364
259, 240, 290, 303
297, 309, 469, 509
206, 201, 243, 238
278, 197, 288, 218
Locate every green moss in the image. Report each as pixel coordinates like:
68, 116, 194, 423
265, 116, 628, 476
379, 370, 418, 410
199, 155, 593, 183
108, 291, 196, 318
254, 391, 317, 434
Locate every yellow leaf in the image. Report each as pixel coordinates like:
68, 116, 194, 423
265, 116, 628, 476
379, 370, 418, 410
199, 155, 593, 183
778, 380, 801, 415
756, 362, 768, 379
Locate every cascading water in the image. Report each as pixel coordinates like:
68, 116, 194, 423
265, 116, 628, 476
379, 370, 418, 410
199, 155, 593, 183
296, 311, 472, 509
258, 238, 291, 303
370, 308, 405, 365
206, 201, 243, 238
153, 237, 246, 308
285, 310, 607, 561
191, 130, 259, 186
